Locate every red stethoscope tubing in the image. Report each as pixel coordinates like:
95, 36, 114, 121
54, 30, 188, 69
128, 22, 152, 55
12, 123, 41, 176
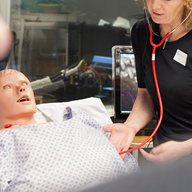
119, 25, 170, 155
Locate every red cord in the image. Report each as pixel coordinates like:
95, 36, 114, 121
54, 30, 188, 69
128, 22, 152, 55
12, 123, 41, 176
119, 26, 170, 155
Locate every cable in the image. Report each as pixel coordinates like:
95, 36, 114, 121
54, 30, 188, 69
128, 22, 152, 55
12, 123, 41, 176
31, 59, 87, 91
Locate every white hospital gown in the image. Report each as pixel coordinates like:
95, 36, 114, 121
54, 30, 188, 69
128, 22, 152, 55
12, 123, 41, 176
0, 111, 138, 192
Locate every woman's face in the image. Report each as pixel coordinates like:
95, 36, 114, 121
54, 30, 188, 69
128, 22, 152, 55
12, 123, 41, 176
146, 0, 186, 26
0, 70, 36, 121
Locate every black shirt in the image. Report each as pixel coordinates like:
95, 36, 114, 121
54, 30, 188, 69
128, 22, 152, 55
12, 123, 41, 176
131, 19, 192, 145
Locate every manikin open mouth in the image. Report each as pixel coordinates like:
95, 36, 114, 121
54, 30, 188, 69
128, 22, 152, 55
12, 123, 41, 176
17, 95, 30, 102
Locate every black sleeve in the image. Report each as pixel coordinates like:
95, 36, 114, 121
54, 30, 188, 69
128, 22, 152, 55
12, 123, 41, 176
131, 21, 147, 88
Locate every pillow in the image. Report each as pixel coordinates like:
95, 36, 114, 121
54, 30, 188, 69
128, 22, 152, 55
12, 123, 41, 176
34, 97, 112, 126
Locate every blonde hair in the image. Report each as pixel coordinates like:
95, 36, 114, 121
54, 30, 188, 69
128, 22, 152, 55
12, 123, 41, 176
183, 0, 192, 30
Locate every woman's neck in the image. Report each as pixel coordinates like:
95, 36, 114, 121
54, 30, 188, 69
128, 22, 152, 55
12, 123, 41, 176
160, 24, 188, 42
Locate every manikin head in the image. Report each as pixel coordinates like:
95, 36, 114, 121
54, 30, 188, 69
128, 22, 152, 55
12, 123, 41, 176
0, 69, 36, 126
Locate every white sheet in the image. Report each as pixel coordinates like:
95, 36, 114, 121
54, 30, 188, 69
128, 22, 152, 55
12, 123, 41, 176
35, 97, 112, 126
0, 110, 138, 192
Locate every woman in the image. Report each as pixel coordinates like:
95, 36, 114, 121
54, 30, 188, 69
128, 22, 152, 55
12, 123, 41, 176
105, 0, 192, 163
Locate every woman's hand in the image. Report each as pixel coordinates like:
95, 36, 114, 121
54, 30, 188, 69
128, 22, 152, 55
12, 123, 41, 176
103, 123, 136, 158
140, 140, 192, 163
103, 88, 155, 158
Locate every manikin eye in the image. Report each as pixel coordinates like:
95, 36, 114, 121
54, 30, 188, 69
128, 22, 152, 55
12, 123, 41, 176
3, 85, 11, 89
22, 82, 28, 86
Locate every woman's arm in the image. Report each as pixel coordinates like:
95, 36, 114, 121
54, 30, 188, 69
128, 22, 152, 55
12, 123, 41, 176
140, 139, 192, 163
124, 88, 155, 133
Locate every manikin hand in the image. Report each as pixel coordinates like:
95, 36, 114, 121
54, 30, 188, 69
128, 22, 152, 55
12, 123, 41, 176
104, 123, 136, 158
140, 140, 191, 163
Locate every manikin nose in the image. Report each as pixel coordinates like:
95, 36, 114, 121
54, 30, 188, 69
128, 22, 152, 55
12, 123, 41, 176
19, 86, 26, 92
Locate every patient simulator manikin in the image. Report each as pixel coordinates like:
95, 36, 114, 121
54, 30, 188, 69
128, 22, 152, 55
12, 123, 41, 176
0, 69, 138, 192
